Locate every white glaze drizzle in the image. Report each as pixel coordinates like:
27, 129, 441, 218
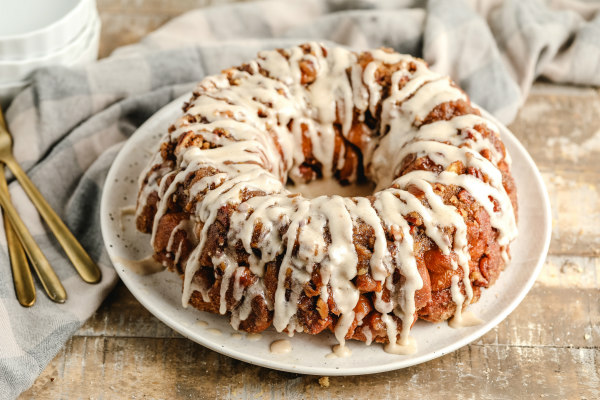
327, 344, 352, 358
270, 339, 292, 354
115, 255, 165, 276
136, 43, 518, 352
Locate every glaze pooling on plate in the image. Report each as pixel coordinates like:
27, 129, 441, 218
270, 339, 292, 354
100, 92, 549, 375
135, 43, 517, 353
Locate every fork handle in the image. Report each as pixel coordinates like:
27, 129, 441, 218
0, 164, 35, 307
0, 178, 66, 303
4, 156, 101, 284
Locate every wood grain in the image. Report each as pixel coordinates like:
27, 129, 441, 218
18, 1, 600, 398
22, 335, 600, 400
96, 0, 254, 57
512, 84, 600, 258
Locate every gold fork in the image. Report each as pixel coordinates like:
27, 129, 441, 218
0, 162, 35, 307
0, 164, 67, 303
0, 110, 66, 303
0, 106, 101, 287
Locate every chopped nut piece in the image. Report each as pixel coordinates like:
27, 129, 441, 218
318, 377, 330, 388
446, 160, 463, 174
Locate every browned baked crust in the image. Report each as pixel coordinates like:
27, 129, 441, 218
136, 43, 517, 344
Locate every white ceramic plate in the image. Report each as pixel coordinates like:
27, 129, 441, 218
0, 0, 95, 60
101, 94, 551, 376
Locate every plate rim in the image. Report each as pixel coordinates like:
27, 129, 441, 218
100, 93, 552, 376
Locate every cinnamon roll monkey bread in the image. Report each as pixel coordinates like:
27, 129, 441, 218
135, 43, 518, 352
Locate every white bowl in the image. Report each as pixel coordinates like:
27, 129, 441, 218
0, 10, 100, 84
0, 10, 100, 107
0, 26, 98, 108
70, 18, 100, 67
0, 0, 95, 60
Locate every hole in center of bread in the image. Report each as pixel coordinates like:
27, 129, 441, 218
286, 177, 376, 199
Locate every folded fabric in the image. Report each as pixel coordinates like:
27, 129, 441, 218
1, 0, 599, 398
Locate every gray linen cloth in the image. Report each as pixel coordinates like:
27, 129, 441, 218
1, 0, 599, 397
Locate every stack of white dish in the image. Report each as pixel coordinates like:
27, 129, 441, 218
0, 0, 101, 107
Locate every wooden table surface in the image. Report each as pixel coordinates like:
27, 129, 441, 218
20, 1, 600, 399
